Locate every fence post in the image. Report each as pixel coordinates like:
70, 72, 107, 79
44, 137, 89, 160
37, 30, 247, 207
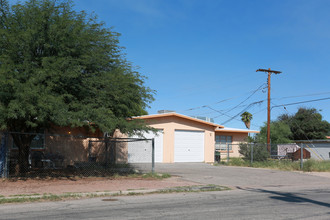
250, 144, 253, 165
152, 138, 155, 174
88, 141, 92, 160
300, 143, 303, 170
227, 144, 229, 163
0, 132, 8, 178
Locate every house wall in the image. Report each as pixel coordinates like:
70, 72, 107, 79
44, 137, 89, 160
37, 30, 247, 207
46, 127, 128, 166
112, 129, 128, 164
144, 116, 216, 163
215, 132, 248, 158
299, 142, 330, 160
45, 126, 104, 167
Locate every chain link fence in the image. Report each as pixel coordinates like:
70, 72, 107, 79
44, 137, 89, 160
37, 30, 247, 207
0, 132, 155, 178
215, 142, 330, 169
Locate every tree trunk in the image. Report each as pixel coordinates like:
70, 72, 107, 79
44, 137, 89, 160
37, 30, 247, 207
18, 144, 30, 174
11, 133, 35, 174
245, 121, 251, 129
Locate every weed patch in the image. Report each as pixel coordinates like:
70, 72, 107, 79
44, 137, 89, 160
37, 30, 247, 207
216, 158, 330, 172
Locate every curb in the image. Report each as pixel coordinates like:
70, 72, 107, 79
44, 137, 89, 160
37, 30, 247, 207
0, 185, 231, 202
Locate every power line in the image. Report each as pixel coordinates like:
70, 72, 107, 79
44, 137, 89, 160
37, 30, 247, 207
191, 99, 265, 116
183, 83, 266, 112
185, 91, 330, 114
220, 101, 264, 125
205, 105, 262, 128
274, 91, 330, 100
271, 97, 330, 109
223, 83, 266, 114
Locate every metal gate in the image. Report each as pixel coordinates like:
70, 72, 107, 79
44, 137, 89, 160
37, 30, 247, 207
88, 138, 155, 173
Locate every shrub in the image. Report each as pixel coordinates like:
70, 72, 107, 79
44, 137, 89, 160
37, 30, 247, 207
239, 143, 269, 162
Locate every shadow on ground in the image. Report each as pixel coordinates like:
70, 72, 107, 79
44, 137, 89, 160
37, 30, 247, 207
237, 186, 330, 208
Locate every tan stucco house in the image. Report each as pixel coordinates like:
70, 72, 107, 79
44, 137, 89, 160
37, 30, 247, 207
132, 112, 258, 163
5, 112, 259, 169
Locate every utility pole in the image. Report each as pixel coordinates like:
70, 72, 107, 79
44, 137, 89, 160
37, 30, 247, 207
256, 68, 282, 153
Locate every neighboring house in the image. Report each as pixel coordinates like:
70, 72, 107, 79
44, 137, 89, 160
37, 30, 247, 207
130, 112, 258, 163
278, 139, 330, 160
294, 140, 330, 160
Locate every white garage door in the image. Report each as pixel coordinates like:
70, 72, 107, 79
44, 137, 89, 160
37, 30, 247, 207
128, 130, 163, 163
174, 130, 204, 162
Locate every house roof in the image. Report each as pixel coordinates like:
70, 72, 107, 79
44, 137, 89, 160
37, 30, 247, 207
216, 127, 259, 134
134, 113, 260, 134
133, 112, 224, 128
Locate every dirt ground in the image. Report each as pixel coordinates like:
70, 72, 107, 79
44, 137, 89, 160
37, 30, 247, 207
0, 176, 197, 197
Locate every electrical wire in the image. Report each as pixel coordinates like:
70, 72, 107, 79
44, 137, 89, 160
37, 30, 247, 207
183, 83, 266, 112
220, 100, 264, 125
271, 97, 330, 109
273, 91, 330, 101
223, 84, 266, 114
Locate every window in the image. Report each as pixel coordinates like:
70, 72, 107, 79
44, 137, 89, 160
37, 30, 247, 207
12, 134, 45, 150
215, 135, 232, 151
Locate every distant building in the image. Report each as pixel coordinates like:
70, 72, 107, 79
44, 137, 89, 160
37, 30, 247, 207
278, 140, 330, 160
277, 144, 300, 156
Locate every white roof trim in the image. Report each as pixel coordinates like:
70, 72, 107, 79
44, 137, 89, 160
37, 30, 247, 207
216, 127, 259, 133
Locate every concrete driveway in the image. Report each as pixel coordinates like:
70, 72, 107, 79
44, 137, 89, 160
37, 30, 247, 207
155, 163, 330, 190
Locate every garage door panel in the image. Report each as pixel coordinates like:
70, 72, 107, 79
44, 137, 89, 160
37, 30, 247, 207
128, 130, 163, 163
174, 130, 204, 162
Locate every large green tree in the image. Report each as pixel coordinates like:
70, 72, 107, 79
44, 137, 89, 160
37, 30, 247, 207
255, 121, 292, 144
255, 107, 330, 145
279, 108, 330, 140
0, 0, 154, 173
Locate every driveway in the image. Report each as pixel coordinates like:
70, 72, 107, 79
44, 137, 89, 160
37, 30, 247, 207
155, 163, 330, 190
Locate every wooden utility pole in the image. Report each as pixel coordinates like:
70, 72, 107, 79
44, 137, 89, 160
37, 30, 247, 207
256, 68, 282, 153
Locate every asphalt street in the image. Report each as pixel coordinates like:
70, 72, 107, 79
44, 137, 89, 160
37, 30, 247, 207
1, 163, 330, 220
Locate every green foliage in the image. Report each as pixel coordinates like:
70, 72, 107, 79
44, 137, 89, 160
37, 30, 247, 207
221, 158, 330, 172
239, 143, 269, 161
141, 172, 171, 179
227, 157, 249, 166
255, 121, 293, 144
0, 0, 154, 134
279, 108, 330, 140
256, 108, 330, 144
0, 0, 154, 173
240, 111, 252, 129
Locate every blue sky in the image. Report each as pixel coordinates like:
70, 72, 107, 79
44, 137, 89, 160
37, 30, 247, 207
10, 0, 330, 131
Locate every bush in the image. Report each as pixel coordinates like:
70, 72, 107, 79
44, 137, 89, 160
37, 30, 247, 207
239, 143, 269, 162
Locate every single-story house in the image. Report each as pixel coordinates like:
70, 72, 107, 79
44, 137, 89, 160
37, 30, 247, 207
130, 112, 259, 163
3, 112, 259, 169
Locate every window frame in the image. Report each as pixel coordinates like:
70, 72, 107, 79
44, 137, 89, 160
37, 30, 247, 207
12, 133, 45, 150
215, 135, 233, 151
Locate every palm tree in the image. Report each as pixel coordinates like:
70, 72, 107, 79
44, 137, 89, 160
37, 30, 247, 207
241, 112, 253, 129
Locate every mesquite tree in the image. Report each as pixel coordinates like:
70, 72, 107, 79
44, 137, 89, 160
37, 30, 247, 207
0, 0, 154, 173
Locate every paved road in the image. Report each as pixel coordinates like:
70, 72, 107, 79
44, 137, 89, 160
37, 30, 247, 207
1, 187, 330, 220
1, 163, 330, 219
155, 163, 330, 190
